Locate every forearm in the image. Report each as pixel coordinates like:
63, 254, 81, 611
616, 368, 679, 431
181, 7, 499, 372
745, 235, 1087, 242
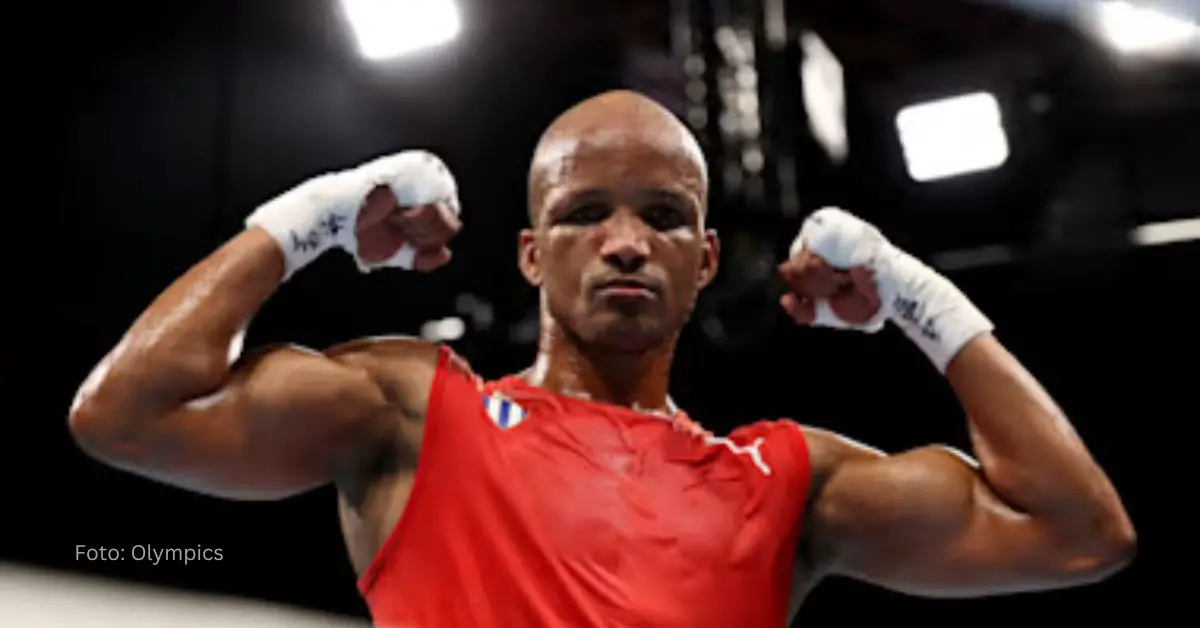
72, 228, 285, 416
946, 334, 1134, 548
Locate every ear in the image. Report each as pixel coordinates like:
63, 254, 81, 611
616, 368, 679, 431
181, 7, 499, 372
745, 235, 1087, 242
518, 228, 542, 287
698, 228, 720, 289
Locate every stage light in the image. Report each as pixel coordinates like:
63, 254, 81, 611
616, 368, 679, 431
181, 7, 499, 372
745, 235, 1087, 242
1131, 217, 1200, 246
895, 91, 1010, 183
801, 31, 847, 164
421, 317, 466, 342
340, 0, 462, 61
1095, 1, 1198, 56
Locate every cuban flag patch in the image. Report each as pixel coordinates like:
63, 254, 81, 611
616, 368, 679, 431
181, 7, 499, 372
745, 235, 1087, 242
482, 394, 527, 430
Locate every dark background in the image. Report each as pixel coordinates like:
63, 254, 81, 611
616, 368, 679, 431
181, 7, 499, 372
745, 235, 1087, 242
11, 0, 1193, 624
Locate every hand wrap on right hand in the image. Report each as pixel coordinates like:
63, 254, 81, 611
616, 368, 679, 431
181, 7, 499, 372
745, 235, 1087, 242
245, 150, 460, 280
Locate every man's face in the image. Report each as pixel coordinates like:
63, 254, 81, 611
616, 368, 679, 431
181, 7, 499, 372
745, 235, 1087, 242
520, 128, 719, 353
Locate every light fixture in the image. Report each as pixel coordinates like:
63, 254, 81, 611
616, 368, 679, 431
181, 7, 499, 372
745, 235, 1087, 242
800, 31, 847, 164
895, 91, 1010, 183
340, 0, 462, 62
1094, 1, 1198, 57
420, 317, 466, 342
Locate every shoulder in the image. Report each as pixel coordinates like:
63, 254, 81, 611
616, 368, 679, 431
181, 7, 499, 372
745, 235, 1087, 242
728, 420, 883, 471
323, 336, 475, 419
716, 420, 845, 485
790, 427, 969, 503
799, 426, 975, 492
325, 335, 483, 377
797, 426, 886, 479
325, 335, 442, 366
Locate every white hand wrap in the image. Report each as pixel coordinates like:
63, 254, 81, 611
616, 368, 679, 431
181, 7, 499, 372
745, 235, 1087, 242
790, 207, 994, 372
245, 150, 460, 280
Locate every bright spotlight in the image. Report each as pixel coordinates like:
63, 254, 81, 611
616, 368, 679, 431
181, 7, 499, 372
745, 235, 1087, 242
801, 31, 848, 164
1095, 1, 1199, 56
895, 91, 1010, 183
340, 0, 462, 61
421, 317, 466, 342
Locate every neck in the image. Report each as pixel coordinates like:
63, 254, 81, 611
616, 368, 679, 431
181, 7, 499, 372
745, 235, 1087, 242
521, 316, 677, 416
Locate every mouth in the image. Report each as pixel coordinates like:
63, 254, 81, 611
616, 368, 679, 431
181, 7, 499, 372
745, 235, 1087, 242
594, 278, 660, 300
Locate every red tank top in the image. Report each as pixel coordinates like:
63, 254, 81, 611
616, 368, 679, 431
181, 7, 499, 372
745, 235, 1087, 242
358, 346, 812, 627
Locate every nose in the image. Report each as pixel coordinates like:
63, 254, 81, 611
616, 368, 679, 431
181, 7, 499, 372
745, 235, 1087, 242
598, 212, 651, 273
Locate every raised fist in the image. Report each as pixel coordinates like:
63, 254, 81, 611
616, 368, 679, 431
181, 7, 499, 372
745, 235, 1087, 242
351, 150, 462, 273
355, 188, 460, 272
777, 207, 891, 331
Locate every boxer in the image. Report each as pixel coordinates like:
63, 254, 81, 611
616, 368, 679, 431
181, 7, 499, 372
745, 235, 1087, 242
69, 90, 1134, 627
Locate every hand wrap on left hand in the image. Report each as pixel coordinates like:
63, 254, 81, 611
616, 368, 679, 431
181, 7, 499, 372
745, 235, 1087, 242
789, 207, 994, 372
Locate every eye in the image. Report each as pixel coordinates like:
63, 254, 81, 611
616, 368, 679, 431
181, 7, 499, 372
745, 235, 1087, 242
642, 203, 688, 231
559, 202, 610, 225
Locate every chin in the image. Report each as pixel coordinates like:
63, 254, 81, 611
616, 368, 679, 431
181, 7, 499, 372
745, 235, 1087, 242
549, 298, 678, 353
586, 317, 674, 354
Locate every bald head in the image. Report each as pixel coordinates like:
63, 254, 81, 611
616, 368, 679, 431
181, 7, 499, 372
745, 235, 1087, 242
527, 90, 708, 226
516, 90, 721, 357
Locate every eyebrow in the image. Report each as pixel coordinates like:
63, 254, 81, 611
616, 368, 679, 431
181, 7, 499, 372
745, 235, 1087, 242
540, 185, 703, 228
553, 186, 696, 210
638, 188, 694, 207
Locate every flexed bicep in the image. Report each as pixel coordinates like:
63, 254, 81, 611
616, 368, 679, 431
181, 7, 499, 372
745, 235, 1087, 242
72, 343, 393, 501
809, 442, 1119, 598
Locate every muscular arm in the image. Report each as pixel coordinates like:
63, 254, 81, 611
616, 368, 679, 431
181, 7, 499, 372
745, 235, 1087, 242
67, 228, 437, 501
807, 334, 1136, 597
